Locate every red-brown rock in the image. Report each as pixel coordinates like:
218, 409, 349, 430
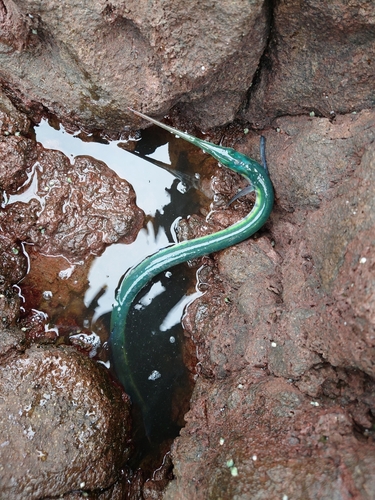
0, 340, 131, 499
1, 145, 144, 260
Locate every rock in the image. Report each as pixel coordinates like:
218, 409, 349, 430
0, 326, 28, 361
0, 3, 374, 495
0, 340, 131, 499
245, 0, 375, 127
0, 135, 37, 192
0, 291, 22, 328
0, 0, 269, 130
0, 234, 27, 289
1, 145, 144, 260
0, 0, 33, 53
0, 91, 30, 135
1, 2, 374, 130
176, 109, 375, 498
0, 235, 27, 325
267, 110, 375, 377
267, 111, 375, 211
0, 92, 143, 498
0, 91, 36, 195
164, 373, 375, 499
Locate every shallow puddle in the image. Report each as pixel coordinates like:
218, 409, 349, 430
19, 118, 214, 465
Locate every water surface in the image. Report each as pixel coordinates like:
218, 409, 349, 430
32, 118, 210, 463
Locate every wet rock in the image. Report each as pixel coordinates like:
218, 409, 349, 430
176, 109, 375, 497
1, 145, 144, 260
0, 90, 30, 135
0, 0, 269, 130
142, 453, 174, 500
0, 102, 144, 497
1, 2, 374, 131
165, 373, 375, 499
0, 135, 37, 192
0, 91, 35, 193
0, 290, 22, 327
0, 235, 27, 325
245, 0, 375, 127
0, 341, 131, 499
0, 234, 27, 289
0, 326, 28, 361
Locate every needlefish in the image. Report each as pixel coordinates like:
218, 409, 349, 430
109, 108, 274, 440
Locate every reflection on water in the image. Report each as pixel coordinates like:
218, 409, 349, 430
33, 118, 210, 465
36, 119, 174, 216
35, 118, 205, 319
123, 263, 202, 467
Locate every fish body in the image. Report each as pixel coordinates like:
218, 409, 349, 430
109, 109, 274, 435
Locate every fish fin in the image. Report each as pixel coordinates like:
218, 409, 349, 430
227, 184, 254, 206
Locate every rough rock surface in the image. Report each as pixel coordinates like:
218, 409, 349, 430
246, 0, 375, 127
0, 234, 27, 326
1, 1, 374, 131
0, 1, 374, 498
164, 109, 375, 499
0, 89, 29, 134
0, 234, 27, 289
165, 374, 375, 500
0, 92, 36, 191
0, 85, 141, 498
0, 336, 131, 499
0, 0, 269, 130
0, 90, 144, 261
0, 141, 144, 261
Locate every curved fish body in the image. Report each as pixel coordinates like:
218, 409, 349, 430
110, 108, 274, 431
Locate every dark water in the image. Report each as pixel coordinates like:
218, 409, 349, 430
33, 118, 210, 466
